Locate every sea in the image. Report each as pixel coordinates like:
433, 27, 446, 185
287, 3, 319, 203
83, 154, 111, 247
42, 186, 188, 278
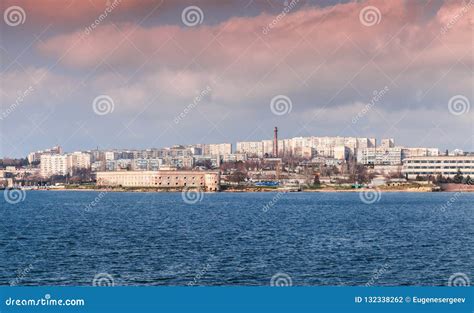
0, 191, 472, 286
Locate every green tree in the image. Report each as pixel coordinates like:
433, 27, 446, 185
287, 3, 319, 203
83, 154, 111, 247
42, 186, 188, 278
453, 169, 463, 184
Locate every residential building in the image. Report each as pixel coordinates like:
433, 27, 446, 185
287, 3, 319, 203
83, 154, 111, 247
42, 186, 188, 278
207, 143, 232, 156
40, 154, 68, 177
401, 147, 439, 160
236, 141, 264, 157
334, 146, 349, 160
222, 154, 247, 162
357, 147, 402, 165
380, 138, 395, 148
28, 146, 62, 164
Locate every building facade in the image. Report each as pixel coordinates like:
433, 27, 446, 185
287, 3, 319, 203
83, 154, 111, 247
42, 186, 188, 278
96, 170, 220, 191
40, 152, 91, 177
402, 156, 474, 179
401, 147, 439, 160
357, 147, 402, 165
28, 146, 63, 164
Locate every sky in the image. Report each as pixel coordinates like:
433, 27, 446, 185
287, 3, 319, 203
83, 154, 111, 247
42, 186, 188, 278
0, 0, 473, 158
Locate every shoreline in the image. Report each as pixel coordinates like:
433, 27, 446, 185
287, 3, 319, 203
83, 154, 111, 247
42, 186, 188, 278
21, 186, 474, 193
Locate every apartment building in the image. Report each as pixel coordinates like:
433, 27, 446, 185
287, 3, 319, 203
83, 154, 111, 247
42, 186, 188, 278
237, 136, 376, 158
28, 146, 62, 164
206, 143, 232, 156
401, 147, 439, 160
236, 141, 264, 157
40, 154, 68, 177
357, 147, 402, 165
380, 138, 395, 149
40, 152, 91, 177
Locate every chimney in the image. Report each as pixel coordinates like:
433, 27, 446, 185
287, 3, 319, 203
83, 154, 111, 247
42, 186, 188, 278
273, 127, 278, 157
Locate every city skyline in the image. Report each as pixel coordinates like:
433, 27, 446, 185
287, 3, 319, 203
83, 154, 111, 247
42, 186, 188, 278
1, 0, 473, 158
24, 131, 457, 157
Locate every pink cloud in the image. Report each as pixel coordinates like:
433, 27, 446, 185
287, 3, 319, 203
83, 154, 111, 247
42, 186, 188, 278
36, 0, 472, 74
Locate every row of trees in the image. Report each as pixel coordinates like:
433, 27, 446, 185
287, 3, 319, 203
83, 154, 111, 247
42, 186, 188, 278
416, 170, 473, 185
0, 158, 31, 167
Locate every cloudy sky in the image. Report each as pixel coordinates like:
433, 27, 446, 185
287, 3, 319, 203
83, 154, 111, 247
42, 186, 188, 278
0, 0, 472, 158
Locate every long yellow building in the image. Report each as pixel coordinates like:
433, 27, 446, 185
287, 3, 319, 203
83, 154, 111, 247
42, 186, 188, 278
96, 170, 220, 191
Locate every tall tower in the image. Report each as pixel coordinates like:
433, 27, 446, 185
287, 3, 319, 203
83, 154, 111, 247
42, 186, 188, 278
273, 127, 278, 157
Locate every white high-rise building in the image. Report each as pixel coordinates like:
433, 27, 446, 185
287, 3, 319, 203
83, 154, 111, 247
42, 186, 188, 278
40, 152, 91, 177
357, 147, 402, 165
381, 138, 395, 149
207, 143, 232, 156
40, 154, 68, 177
236, 141, 264, 157
67, 152, 91, 172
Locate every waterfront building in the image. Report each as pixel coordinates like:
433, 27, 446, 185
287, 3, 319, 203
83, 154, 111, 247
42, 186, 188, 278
96, 170, 220, 191
402, 156, 474, 179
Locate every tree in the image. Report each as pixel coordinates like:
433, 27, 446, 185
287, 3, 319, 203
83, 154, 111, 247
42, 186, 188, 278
453, 169, 463, 184
464, 175, 472, 185
435, 174, 446, 184
313, 174, 321, 185
227, 171, 247, 184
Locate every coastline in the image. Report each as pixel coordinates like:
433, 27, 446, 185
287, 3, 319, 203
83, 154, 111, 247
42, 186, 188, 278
26, 185, 474, 193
